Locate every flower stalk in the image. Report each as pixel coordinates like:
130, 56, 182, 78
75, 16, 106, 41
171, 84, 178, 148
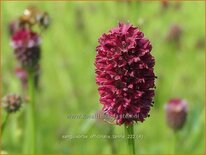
24, 70, 36, 154
125, 124, 136, 154
174, 131, 179, 154
108, 125, 117, 154
1, 113, 10, 136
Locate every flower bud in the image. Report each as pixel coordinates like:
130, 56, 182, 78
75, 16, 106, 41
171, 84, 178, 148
165, 98, 188, 131
11, 28, 41, 70
2, 94, 22, 113
166, 24, 182, 43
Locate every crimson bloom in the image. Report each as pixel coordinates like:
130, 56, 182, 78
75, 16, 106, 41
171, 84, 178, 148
165, 98, 188, 131
11, 28, 41, 70
95, 23, 156, 125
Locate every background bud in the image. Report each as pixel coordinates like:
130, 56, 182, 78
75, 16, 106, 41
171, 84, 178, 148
11, 28, 41, 70
165, 98, 188, 131
2, 94, 22, 113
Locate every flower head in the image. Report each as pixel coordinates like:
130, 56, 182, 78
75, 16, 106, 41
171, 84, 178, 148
11, 28, 41, 70
165, 98, 188, 131
95, 23, 156, 125
167, 24, 182, 43
2, 94, 22, 113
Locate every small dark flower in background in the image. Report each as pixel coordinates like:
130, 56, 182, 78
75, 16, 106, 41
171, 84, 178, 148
2, 94, 22, 113
161, 0, 169, 9
160, 0, 182, 11
15, 66, 40, 89
11, 28, 41, 70
165, 98, 188, 131
166, 24, 182, 43
196, 37, 205, 50
95, 22, 156, 125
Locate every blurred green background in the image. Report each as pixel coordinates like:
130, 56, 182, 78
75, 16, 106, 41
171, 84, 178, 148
1, 1, 205, 154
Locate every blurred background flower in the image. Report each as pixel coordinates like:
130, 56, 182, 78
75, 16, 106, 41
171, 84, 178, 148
165, 98, 188, 131
11, 28, 41, 70
2, 94, 22, 113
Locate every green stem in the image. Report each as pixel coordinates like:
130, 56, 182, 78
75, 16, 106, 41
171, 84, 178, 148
125, 124, 136, 154
1, 113, 10, 136
24, 70, 36, 153
174, 130, 179, 154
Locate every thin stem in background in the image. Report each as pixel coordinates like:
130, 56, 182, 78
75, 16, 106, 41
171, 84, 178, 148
23, 70, 36, 154
1, 113, 10, 136
125, 124, 136, 154
174, 130, 179, 154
